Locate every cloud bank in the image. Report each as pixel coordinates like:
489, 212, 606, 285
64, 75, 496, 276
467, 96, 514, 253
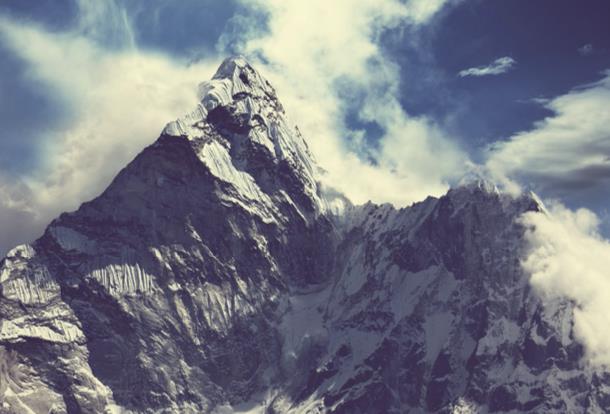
458, 56, 516, 77
521, 202, 610, 368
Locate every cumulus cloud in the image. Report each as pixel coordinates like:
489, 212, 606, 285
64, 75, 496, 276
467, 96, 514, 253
486, 72, 610, 196
226, 0, 466, 205
458, 56, 516, 77
0, 10, 219, 255
521, 202, 610, 367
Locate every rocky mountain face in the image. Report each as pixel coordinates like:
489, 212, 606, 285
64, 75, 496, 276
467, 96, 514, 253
1, 57, 608, 414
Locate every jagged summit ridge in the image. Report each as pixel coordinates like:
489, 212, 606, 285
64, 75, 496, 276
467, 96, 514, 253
164, 56, 280, 137
163, 56, 326, 219
208, 55, 279, 102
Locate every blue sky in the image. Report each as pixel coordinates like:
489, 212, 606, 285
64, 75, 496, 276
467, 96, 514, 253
391, 0, 610, 152
1, 0, 610, 253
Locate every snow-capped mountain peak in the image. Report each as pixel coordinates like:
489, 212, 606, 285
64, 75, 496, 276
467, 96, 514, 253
162, 56, 325, 221
0, 58, 608, 414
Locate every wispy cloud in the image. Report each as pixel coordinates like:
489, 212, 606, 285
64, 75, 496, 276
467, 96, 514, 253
486, 71, 610, 196
578, 43, 594, 56
458, 56, 516, 77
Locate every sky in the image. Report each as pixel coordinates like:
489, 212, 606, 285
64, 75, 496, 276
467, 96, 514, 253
1, 0, 610, 367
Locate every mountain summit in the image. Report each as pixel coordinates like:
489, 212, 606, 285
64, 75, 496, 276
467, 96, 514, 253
1, 57, 608, 413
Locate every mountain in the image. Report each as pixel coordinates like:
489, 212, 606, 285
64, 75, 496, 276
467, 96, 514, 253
0, 57, 608, 414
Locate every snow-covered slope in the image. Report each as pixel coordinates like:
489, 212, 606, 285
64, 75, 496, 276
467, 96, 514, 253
1, 57, 608, 413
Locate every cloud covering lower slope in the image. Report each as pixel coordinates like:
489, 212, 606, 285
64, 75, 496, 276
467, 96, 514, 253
521, 202, 610, 368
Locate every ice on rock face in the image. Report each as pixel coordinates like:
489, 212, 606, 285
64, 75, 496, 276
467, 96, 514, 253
163, 56, 276, 139
163, 56, 324, 218
451, 398, 479, 414
196, 282, 258, 334
0, 245, 84, 344
49, 225, 97, 253
4, 244, 36, 261
202, 57, 274, 108
0, 310, 83, 343
197, 139, 276, 220
476, 316, 522, 355
1, 266, 58, 305
0, 245, 59, 305
87, 262, 156, 297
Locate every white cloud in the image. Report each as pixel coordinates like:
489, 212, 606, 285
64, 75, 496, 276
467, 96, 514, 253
0, 14, 219, 254
521, 201, 610, 368
486, 72, 610, 195
227, 0, 466, 205
458, 56, 516, 77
